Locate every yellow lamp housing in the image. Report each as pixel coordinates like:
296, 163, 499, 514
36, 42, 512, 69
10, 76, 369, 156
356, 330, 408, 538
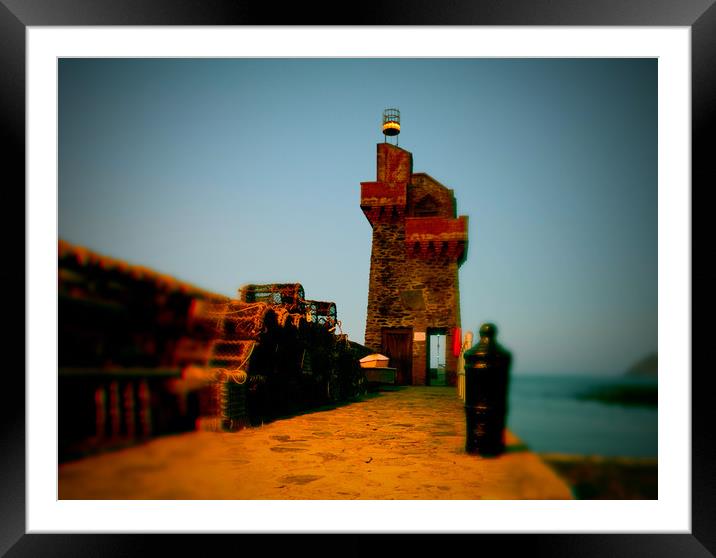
382, 108, 401, 137
382, 121, 401, 135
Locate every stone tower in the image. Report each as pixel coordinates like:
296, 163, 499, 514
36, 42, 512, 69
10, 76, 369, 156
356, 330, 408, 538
360, 142, 469, 386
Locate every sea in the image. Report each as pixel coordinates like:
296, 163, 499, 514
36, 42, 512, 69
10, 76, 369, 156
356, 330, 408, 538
506, 374, 658, 458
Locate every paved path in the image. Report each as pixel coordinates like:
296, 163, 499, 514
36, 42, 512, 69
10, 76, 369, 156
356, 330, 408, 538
59, 386, 572, 500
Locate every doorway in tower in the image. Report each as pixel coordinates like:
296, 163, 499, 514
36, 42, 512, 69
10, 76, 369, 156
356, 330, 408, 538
426, 328, 449, 386
381, 328, 413, 385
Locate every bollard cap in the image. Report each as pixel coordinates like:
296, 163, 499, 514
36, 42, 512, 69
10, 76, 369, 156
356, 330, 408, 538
464, 322, 512, 364
479, 323, 497, 339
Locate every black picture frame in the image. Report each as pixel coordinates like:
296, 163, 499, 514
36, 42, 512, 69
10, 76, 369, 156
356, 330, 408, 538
2, 1, 711, 556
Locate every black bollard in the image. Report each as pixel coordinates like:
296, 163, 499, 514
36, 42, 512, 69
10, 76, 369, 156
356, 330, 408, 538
463, 323, 512, 456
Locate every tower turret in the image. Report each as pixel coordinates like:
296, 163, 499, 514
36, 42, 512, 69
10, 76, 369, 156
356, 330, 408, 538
361, 111, 469, 386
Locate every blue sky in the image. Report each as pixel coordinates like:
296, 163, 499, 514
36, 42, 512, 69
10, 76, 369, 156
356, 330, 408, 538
58, 58, 657, 375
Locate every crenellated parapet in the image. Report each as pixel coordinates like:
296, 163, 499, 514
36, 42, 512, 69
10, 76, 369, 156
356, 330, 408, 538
405, 215, 469, 266
360, 181, 407, 224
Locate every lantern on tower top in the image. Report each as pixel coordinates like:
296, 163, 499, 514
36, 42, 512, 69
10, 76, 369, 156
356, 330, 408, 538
382, 108, 401, 145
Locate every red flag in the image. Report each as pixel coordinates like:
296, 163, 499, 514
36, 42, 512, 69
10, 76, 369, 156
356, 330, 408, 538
452, 327, 462, 357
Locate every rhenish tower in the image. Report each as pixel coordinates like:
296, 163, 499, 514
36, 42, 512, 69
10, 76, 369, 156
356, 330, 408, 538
361, 109, 469, 386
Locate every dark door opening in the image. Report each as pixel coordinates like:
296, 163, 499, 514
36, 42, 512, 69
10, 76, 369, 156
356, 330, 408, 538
426, 328, 448, 386
382, 328, 413, 385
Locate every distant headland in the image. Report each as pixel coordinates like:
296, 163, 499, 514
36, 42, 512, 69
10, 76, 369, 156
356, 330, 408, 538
575, 353, 658, 408
625, 353, 658, 378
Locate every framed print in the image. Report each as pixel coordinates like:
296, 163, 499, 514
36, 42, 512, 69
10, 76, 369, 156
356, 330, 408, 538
3, 0, 712, 555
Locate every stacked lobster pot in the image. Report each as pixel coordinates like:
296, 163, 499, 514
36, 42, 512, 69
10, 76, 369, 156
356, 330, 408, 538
190, 283, 365, 431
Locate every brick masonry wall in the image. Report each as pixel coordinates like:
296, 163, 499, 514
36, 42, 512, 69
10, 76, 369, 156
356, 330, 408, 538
376, 143, 413, 182
407, 174, 456, 218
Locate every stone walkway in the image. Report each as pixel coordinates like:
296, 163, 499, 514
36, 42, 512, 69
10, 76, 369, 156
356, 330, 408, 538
58, 386, 572, 500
